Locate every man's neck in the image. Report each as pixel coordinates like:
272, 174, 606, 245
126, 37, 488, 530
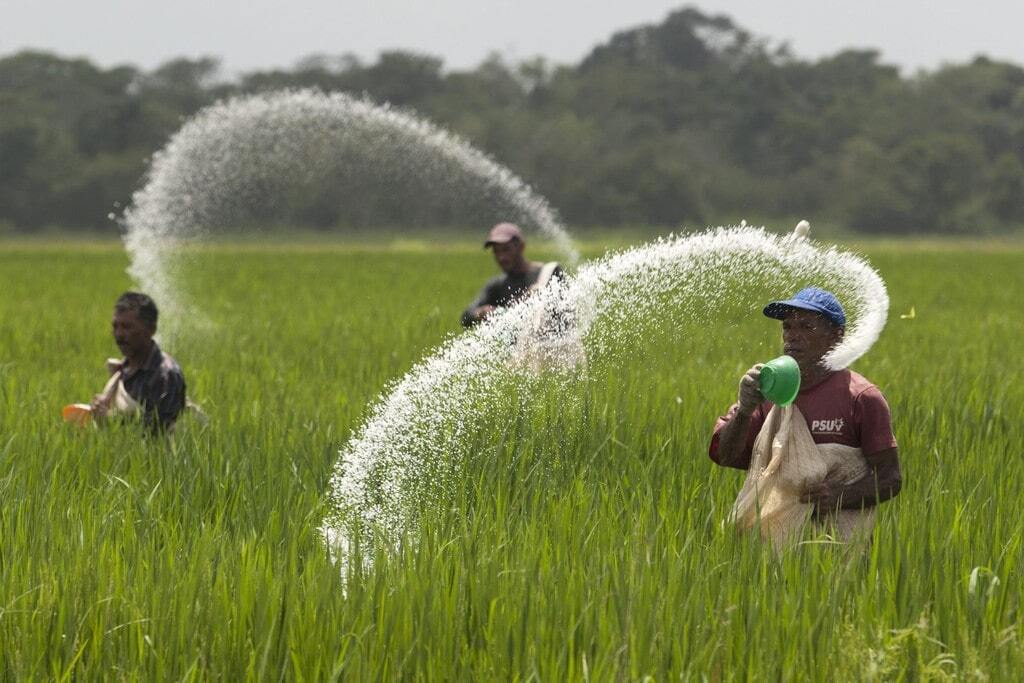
800, 364, 835, 391
125, 341, 156, 371
506, 260, 534, 276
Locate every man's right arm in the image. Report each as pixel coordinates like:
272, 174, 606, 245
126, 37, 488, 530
709, 365, 764, 469
461, 302, 494, 327
461, 279, 499, 327
714, 408, 756, 468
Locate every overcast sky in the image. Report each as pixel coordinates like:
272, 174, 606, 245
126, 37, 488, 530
2, 0, 1022, 76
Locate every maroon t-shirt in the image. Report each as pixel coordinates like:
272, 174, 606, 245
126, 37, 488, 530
709, 369, 898, 469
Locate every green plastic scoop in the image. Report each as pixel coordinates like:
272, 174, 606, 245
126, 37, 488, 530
759, 355, 801, 406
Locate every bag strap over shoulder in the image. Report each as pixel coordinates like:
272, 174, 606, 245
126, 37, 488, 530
531, 261, 560, 292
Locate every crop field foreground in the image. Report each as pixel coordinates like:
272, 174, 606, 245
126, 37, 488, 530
0, 238, 1022, 680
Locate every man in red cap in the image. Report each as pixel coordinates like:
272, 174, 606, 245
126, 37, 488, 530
461, 223, 563, 327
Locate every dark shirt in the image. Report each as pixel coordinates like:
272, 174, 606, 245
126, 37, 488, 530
461, 263, 564, 327
119, 343, 187, 433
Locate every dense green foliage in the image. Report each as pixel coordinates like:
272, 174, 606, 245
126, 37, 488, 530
0, 237, 1021, 678
3, 7, 1024, 235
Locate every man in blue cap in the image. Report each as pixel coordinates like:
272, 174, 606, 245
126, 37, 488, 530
710, 287, 902, 530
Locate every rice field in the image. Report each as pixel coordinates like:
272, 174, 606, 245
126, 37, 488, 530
0, 236, 1021, 680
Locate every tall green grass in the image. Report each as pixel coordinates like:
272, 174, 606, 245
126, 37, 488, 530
0, 240, 1021, 679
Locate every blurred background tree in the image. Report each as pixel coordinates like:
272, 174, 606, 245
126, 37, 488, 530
1, 6, 1022, 235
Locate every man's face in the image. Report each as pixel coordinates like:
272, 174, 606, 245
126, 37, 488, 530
112, 307, 154, 358
490, 239, 525, 274
781, 309, 843, 371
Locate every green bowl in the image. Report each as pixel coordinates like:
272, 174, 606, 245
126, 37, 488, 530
759, 355, 801, 406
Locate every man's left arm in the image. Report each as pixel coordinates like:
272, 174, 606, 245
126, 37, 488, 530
142, 370, 187, 434
802, 447, 902, 515
803, 385, 901, 515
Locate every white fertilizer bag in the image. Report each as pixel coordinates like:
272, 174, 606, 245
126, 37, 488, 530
730, 404, 876, 552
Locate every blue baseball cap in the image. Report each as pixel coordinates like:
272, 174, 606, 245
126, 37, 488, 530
763, 287, 846, 327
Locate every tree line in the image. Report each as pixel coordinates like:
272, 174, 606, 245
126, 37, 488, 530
2, 7, 1022, 235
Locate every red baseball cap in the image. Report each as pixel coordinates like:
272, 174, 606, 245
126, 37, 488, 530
484, 222, 523, 247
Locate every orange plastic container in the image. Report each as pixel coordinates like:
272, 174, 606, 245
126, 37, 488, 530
62, 403, 93, 427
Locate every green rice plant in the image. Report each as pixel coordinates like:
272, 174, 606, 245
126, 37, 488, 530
0, 239, 1021, 679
